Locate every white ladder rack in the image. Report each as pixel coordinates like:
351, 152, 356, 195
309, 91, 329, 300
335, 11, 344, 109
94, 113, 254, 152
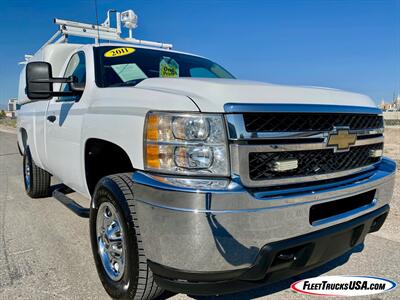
22, 9, 173, 63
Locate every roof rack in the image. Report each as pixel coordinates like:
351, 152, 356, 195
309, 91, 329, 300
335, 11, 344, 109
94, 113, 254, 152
22, 9, 172, 64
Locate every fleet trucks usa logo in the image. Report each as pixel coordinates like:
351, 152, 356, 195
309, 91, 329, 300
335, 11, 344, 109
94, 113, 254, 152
290, 276, 397, 297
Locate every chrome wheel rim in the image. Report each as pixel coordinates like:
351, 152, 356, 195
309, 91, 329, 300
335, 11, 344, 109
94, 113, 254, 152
96, 202, 126, 281
24, 158, 30, 190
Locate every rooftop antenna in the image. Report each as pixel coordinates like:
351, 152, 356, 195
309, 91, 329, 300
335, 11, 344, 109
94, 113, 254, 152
93, 0, 101, 45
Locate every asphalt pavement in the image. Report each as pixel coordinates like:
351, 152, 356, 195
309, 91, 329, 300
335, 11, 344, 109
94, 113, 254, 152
0, 130, 399, 299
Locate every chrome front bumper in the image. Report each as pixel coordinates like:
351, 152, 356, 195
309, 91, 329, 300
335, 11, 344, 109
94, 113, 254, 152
132, 158, 396, 273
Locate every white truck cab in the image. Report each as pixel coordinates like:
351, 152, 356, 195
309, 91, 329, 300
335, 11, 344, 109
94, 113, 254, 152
17, 10, 396, 299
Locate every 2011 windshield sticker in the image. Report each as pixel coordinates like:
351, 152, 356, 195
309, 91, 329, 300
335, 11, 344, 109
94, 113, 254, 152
104, 47, 135, 58
160, 57, 179, 78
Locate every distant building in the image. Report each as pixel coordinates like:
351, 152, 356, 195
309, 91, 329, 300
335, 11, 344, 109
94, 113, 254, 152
396, 94, 400, 107
6, 98, 18, 118
380, 94, 400, 111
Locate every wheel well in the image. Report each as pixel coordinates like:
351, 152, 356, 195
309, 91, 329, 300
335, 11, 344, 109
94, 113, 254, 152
85, 139, 134, 196
20, 128, 28, 150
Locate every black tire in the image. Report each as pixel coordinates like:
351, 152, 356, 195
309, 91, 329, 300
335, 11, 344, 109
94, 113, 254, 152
90, 174, 163, 300
23, 146, 51, 198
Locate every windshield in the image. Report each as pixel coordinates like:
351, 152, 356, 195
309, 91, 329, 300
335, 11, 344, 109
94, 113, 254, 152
94, 46, 235, 87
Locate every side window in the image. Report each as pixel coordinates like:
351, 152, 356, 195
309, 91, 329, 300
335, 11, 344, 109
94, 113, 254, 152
59, 51, 86, 101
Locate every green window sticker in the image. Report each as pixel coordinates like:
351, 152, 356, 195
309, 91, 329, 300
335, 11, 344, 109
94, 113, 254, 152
160, 57, 179, 78
111, 63, 147, 82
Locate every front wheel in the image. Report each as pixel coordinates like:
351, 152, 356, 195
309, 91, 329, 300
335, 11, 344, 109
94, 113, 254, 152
90, 174, 163, 300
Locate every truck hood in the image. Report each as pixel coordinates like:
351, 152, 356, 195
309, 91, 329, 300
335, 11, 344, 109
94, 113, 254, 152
136, 78, 376, 112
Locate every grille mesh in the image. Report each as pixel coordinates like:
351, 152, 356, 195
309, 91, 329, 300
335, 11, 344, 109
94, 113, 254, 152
243, 113, 383, 132
248, 143, 383, 181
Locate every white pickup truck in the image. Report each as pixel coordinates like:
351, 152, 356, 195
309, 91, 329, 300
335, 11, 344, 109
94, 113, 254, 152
17, 10, 396, 299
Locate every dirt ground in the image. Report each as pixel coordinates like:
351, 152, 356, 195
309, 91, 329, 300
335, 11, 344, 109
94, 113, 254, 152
0, 118, 16, 128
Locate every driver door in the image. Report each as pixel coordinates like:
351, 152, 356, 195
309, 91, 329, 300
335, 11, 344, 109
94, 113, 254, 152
45, 51, 87, 193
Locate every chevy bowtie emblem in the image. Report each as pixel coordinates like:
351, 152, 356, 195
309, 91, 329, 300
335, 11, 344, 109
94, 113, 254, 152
327, 128, 357, 151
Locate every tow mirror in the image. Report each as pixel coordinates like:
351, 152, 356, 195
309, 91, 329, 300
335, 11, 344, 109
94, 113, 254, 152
25, 61, 83, 100
26, 62, 54, 100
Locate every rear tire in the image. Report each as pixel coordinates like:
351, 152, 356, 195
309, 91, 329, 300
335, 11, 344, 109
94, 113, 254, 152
90, 174, 163, 300
23, 146, 51, 198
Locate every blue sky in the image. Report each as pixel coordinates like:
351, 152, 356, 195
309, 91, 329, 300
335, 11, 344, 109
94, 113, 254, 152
0, 0, 399, 108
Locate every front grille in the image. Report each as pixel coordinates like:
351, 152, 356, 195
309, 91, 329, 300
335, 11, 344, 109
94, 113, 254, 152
249, 143, 383, 181
243, 113, 383, 132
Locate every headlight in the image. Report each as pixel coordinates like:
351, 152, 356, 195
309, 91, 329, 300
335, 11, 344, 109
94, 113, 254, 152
144, 112, 229, 176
